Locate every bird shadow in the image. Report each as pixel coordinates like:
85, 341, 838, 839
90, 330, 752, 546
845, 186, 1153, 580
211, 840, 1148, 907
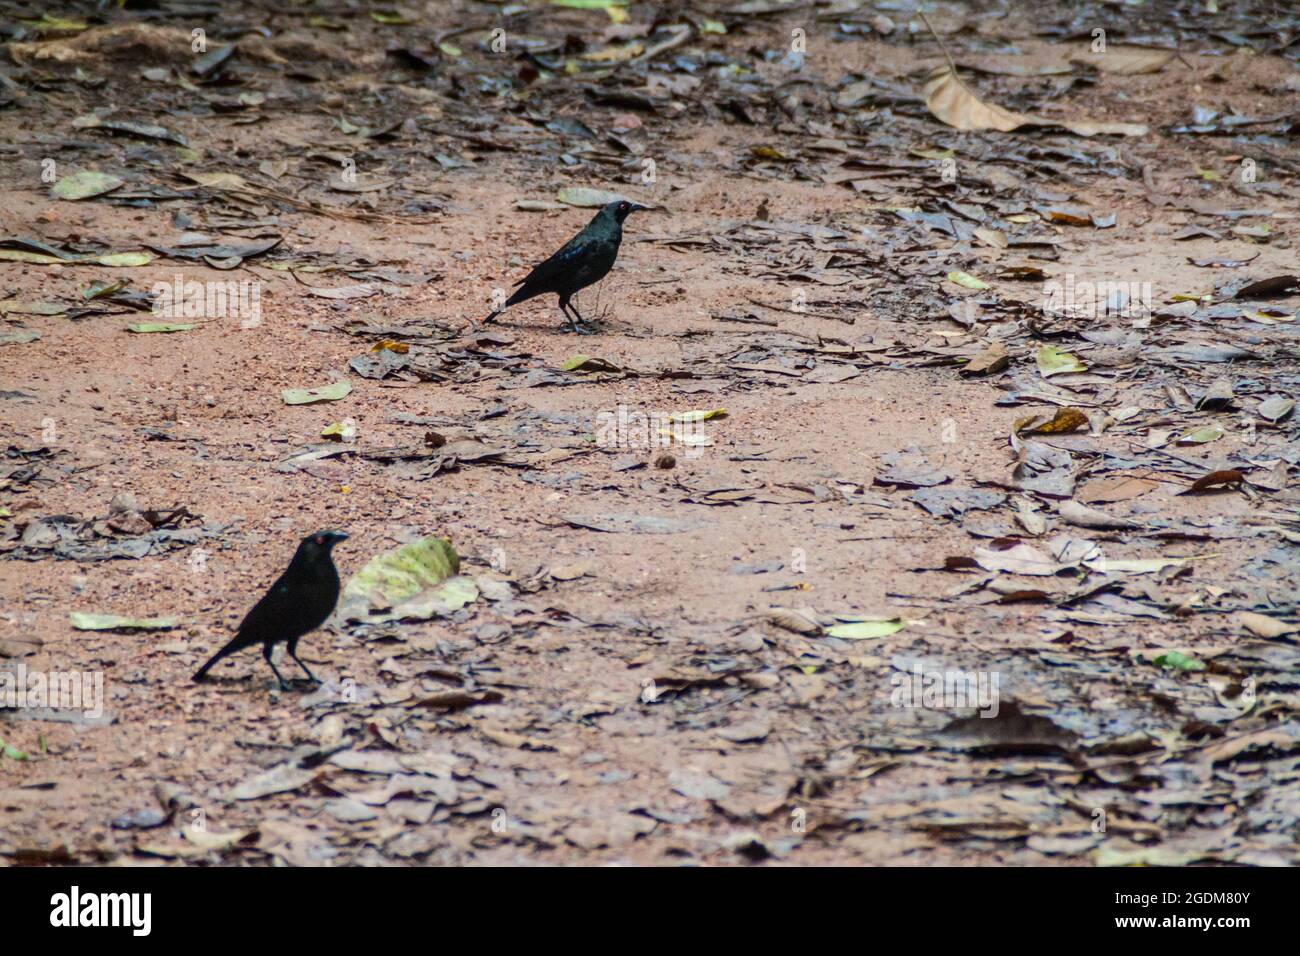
475, 315, 615, 336
195, 673, 319, 692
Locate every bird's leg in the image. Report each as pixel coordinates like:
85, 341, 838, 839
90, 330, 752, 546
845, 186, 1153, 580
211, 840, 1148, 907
289, 644, 320, 684
263, 643, 290, 691
558, 297, 577, 333
564, 298, 595, 335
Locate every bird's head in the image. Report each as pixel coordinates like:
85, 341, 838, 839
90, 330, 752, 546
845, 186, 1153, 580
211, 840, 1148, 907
302, 530, 348, 554
608, 199, 649, 223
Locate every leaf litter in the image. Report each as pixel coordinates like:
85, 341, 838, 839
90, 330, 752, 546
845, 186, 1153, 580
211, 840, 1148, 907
2, 0, 1300, 869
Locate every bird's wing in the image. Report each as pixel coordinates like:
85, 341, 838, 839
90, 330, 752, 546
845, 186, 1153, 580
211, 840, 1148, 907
517, 232, 598, 291
235, 574, 297, 641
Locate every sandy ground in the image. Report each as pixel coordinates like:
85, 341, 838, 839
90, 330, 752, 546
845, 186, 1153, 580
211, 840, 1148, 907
1, 1, 1299, 865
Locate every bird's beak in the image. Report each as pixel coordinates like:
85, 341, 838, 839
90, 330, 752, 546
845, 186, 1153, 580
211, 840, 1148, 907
629, 203, 651, 213
327, 531, 349, 543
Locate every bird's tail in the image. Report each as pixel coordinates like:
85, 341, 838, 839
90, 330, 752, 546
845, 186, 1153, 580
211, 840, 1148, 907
504, 284, 536, 308
480, 281, 539, 326
193, 637, 241, 682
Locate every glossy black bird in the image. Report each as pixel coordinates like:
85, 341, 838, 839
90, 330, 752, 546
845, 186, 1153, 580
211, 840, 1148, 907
486, 198, 648, 333
193, 530, 347, 690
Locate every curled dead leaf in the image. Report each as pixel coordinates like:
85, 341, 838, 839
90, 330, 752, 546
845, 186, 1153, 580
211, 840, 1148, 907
1180, 469, 1244, 494
961, 341, 1009, 376
923, 64, 1147, 138
1015, 407, 1088, 436
923, 65, 1027, 132
1057, 500, 1140, 531
1238, 612, 1297, 639
1070, 46, 1174, 76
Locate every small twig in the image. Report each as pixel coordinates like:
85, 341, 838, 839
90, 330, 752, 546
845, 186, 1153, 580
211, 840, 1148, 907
745, 296, 856, 325
1118, 437, 1217, 473
714, 312, 778, 327
435, 21, 493, 46
628, 24, 693, 68
917, 7, 959, 75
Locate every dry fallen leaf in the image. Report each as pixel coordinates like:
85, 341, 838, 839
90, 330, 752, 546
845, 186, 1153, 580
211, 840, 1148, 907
962, 341, 1009, 376
1057, 500, 1140, 530
1181, 469, 1245, 494
1238, 612, 1297, 638
1016, 407, 1089, 435
1036, 345, 1087, 377
973, 543, 1066, 576
766, 606, 822, 635
1079, 475, 1161, 503
229, 763, 316, 801
923, 65, 1029, 132
1070, 46, 1174, 75
923, 64, 1148, 138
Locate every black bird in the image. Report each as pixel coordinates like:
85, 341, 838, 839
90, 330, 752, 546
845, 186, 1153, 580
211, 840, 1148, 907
486, 199, 648, 333
193, 530, 347, 690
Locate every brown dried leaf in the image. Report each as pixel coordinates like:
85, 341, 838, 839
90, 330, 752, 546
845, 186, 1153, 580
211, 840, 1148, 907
923, 65, 1147, 137
1057, 500, 1140, 530
1070, 47, 1174, 75
973, 543, 1066, 576
923, 65, 1028, 132
1181, 470, 1245, 494
1079, 475, 1160, 503
1015, 407, 1089, 436
961, 341, 1009, 376
1238, 612, 1297, 638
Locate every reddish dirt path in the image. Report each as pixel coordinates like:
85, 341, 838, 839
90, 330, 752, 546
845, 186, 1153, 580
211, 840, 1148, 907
2, 2, 1299, 865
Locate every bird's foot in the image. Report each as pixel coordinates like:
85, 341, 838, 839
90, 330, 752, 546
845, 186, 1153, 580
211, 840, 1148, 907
271, 676, 318, 692
565, 320, 598, 335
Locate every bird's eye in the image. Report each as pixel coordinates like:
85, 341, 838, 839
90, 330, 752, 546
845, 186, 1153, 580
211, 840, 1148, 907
314, 535, 326, 545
